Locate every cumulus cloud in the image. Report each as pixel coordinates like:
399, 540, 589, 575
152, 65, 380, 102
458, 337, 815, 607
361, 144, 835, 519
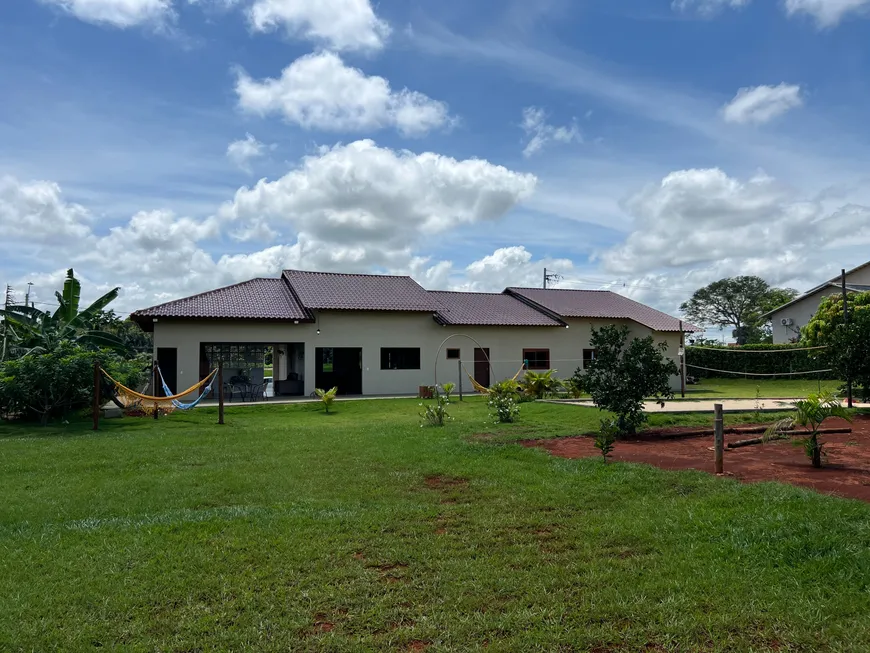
218, 139, 537, 260
226, 133, 270, 172
721, 84, 803, 124
521, 107, 581, 157
671, 0, 750, 15
235, 52, 452, 137
248, 0, 390, 51
599, 168, 870, 283
0, 176, 92, 245
784, 0, 870, 28
457, 246, 576, 292
37, 0, 174, 28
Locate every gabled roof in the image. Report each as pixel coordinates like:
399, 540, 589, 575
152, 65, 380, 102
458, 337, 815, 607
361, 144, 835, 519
130, 278, 310, 330
506, 287, 699, 332
282, 269, 437, 312
429, 291, 564, 327
763, 281, 870, 318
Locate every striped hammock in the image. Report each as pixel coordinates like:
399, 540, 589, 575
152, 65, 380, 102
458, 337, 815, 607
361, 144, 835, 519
102, 368, 217, 415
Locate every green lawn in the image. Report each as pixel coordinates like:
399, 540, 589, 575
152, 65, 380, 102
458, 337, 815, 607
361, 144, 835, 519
680, 377, 843, 399
2, 399, 870, 651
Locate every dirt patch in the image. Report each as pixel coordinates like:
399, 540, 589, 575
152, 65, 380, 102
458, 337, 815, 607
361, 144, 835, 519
312, 613, 335, 633
524, 416, 870, 502
424, 475, 469, 490
406, 640, 430, 652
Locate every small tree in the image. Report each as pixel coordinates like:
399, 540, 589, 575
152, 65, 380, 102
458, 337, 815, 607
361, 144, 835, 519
766, 392, 851, 468
594, 418, 619, 462
440, 382, 456, 401
488, 379, 521, 424
314, 387, 338, 413
583, 325, 679, 435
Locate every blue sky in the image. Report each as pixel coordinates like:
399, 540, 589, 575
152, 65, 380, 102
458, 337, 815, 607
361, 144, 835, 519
2, 0, 870, 320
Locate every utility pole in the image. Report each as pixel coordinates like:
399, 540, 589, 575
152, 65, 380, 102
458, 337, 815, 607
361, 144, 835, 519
543, 268, 561, 290
1, 285, 12, 362
842, 269, 853, 408
25, 282, 33, 308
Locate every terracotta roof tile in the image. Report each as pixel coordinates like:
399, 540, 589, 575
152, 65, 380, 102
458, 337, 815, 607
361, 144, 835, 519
429, 291, 563, 327
283, 269, 436, 312
507, 288, 699, 332
131, 278, 310, 326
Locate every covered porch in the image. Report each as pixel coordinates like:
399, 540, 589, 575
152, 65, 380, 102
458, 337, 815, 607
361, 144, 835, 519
200, 342, 307, 401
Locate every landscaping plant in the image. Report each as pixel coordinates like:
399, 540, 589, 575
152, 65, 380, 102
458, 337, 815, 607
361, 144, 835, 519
594, 418, 619, 462
582, 325, 679, 435
440, 382, 456, 401
420, 387, 452, 427
314, 387, 338, 414
765, 391, 851, 468
488, 379, 520, 423
519, 369, 562, 399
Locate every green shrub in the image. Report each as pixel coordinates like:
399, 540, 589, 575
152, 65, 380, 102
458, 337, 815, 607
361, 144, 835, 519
420, 388, 452, 427
519, 369, 562, 399
685, 343, 836, 380
440, 382, 456, 401
594, 418, 619, 462
314, 387, 338, 413
0, 342, 146, 424
488, 380, 520, 423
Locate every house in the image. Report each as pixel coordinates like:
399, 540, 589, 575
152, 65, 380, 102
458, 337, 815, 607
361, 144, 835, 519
765, 261, 870, 343
130, 269, 697, 399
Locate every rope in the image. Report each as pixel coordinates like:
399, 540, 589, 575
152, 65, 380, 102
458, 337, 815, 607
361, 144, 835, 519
687, 346, 827, 353
686, 364, 833, 377
101, 368, 216, 402
158, 366, 217, 410
460, 363, 525, 393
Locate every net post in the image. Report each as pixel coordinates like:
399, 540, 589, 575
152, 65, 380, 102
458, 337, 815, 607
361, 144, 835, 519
92, 360, 100, 431
714, 403, 724, 475
218, 360, 225, 425
153, 361, 159, 420
457, 359, 463, 402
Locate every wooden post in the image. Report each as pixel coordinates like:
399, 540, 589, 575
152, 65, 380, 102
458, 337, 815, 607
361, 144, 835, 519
92, 360, 100, 431
457, 359, 463, 402
152, 361, 159, 420
842, 269, 853, 408
714, 403, 724, 475
679, 320, 686, 399
218, 360, 225, 425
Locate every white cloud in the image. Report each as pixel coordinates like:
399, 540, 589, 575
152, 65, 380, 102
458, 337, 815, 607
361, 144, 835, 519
235, 52, 452, 137
0, 176, 92, 245
521, 107, 581, 157
218, 139, 537, 262
721, 84, 804, 124
226, 133, 269, 172
600, 168, 870, 282
37, 0, 174, 28
671, 0, 751, 15
248, 0, 390, 51
457, 246, 576, 292
784, 0, 870, 27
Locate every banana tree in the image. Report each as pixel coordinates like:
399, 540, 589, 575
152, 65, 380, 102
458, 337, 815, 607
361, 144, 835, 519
766, 392, 852, 468
0, 269, 128, 358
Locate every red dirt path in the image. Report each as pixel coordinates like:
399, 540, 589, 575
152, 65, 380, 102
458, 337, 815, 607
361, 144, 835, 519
524, 416, 870, 502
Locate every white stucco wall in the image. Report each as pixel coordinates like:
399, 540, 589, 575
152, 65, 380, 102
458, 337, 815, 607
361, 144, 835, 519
768, 276, 870, 344
151, 310, 683, 398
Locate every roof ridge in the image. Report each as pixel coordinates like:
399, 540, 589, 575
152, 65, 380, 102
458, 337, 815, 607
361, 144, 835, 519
428, 290, 505, 296
507, 286, 612, 293
284, 268, 413, 280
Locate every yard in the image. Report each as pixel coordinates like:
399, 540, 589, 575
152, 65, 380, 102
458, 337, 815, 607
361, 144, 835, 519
681, 377, 842, 399
3, 398, 870, 651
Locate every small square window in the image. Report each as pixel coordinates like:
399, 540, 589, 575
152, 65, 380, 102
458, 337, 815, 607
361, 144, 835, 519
523, 349, 550, 370
583, 349, 597, 369
446, 348, 460, 360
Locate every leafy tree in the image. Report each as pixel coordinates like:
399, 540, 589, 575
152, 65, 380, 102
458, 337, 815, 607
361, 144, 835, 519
0, 269, 127, 357
0, 342, 146, 425
519, 369, 562, 399
766, 392, 851, 468
802, 291, 870, 400
582, 325, 679, 435
680, 276, 798, 345
595, 418, 619, 462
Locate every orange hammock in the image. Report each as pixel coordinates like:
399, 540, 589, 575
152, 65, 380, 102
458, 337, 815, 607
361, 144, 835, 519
461, 364, 525, 394
101, 368, 217, 415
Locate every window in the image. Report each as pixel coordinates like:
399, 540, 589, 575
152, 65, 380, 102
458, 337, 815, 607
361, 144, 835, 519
583, 349, 597, 369
320, 347, 334, 373
381, 348, 421, 370
446, 348, 460, 360
523, 349, 550, 370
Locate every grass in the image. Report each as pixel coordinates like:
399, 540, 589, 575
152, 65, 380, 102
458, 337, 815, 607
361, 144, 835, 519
2, 398, 870, 651
680, 377, 842, 399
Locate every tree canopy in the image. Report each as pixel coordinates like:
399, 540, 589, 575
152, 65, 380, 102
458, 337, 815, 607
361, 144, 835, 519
680, 276, 798, 345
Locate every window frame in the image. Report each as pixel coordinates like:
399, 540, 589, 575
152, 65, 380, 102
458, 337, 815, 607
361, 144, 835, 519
522, 348, 551, 370
380, 347, 422, 370
582, 348, 597, 369
445, 348, 460, 360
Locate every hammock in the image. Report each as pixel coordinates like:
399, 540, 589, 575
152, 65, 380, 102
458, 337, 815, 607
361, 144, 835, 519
101, 368, 217, 415
158, 366, 217, 410
461, 364, 525, 394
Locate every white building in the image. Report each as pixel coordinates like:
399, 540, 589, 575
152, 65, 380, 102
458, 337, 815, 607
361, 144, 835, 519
765, 262, 870, 344
130, 270, 697, 399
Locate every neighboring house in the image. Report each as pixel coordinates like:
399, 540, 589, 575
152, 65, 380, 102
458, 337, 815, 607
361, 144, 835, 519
765, 261, 870, 343
130, 270, 698, 399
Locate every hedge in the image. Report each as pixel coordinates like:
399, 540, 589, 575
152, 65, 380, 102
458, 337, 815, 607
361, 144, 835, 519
685, 343, 838, 380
